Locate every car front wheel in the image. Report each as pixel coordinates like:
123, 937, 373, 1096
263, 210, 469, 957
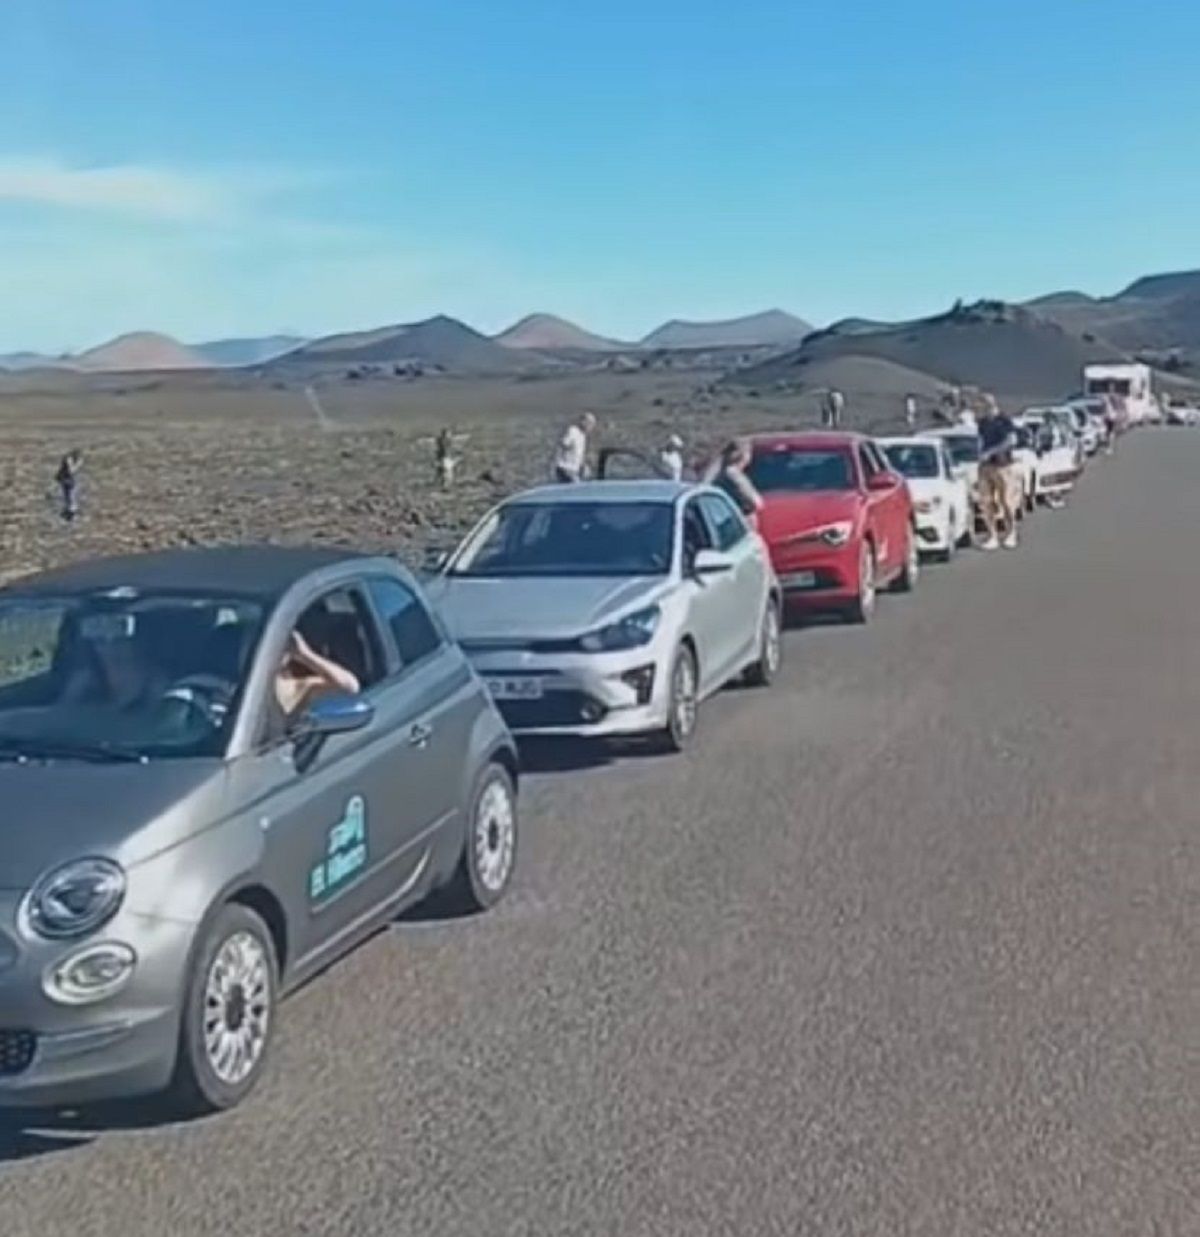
846, 541, 877, 624
446, 762, 519, 912
891, 527, 920, 593
170, 903, 278, 1116
744, 599, 782, 687
659, 642, 699, 751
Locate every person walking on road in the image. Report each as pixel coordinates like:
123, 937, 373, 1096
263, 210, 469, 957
660, 434, 685, 481
977, 400, 1020, 550
553, 412, 596, 483
822, 388, 845, 428
55, 449, 83, 522
904, 394, 918, 430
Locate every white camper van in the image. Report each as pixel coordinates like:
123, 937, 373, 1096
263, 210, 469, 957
1082, 363, 1159, 427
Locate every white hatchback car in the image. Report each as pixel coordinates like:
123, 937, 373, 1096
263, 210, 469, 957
877, 436, 971, 560
1016, 412, 1081, 507
425, 481, 782, 751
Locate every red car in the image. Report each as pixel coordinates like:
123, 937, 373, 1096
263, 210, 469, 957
745, 432, 919, 623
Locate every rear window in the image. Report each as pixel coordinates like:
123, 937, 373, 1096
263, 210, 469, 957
883, 444, 940, 479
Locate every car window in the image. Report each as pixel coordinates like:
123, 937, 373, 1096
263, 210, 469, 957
699, 493, 748, 551
0, 593, 263, 760
865, 443, 891, 475
858, 445, 882, 481
681, 497, 715, 567
883, 443, 940, 480
451, 501, 674, 577
366, 576, 442, 671
295, 587, 386, 691
746, 447, 854, 492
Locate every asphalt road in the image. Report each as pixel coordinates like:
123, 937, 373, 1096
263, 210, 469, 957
3, 432, 1199, 1235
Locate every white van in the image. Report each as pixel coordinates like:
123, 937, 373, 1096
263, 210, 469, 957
1082, 363, 1159, 426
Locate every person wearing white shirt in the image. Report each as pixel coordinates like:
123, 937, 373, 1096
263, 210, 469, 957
660, 434, 685, 481
553, 412, 596, 483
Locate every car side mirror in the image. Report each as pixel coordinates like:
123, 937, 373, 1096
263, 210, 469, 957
422, 547, 450, 574
692, 548, 734, 577
297, 692, 374, 739
867, 472, 897, 492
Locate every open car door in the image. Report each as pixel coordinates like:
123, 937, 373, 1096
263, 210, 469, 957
596, 447, 673, 481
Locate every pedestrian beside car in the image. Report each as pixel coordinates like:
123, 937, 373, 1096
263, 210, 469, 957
702, 438, 764, 523
977, 400, 1020, 550
552, 412, 596, 483
55, 449, 83, 522
660, 434, 686, 481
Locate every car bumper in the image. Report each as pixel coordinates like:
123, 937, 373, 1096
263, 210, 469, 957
463, 644, 673, 738
0, 902, 193, 1109
913, 513, 950, 550
770, 542, 860, 608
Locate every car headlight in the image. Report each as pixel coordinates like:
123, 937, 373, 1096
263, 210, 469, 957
26, 858, 126, 940
579, 605, 661, 652
792, 521, 854, 547
914, 497, 943, 513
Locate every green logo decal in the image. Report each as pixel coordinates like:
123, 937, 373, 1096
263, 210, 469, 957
309, 795, 367, 902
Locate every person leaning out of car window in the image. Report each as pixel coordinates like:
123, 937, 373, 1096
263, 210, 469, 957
702, 438, 764, 526
275, 627, 360, 723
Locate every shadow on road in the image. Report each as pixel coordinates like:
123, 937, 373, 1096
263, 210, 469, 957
516, 736, 617, 774
0, 1098, 176, 1164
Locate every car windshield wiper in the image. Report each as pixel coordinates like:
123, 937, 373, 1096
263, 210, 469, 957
0, 736, 148, 764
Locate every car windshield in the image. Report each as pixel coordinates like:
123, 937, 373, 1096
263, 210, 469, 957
746, 448, 854, 492
0, 593, 264, 760
883, 444, 940, 479
939, 436, 980, 465
450, 501, 674, 577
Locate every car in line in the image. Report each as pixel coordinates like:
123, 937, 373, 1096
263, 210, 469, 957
744, 432, 918, 624
1016, 411, 1081, 507
877, 435, 972, 560
425, 480, 781, 750
0, 547, 519, 1115
1164, 401, 1200, 427
917, 426, 981, 493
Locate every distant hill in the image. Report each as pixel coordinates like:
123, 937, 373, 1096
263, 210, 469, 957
733, 301, 1126, 407
75, 332, 212, 372
1029, 270, 1200, 354
640, 309, 812, 351
278, 315, 528, 373
495, 314, 623, 352
194, 335, 306, 367
0, 351, 66, 371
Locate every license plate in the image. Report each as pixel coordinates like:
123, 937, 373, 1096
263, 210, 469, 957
486, 676, 544, 701
781, 571, 817, 589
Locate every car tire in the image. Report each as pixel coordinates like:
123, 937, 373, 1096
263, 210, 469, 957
744, 599, 782, 687
445, 762, 519, 912
891, 527, 920, 593
658, 642, 699, 752
169, 903, 279, 1116
846, 541, 877, 624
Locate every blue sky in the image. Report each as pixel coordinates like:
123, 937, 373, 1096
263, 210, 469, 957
3, 0, 1200, 352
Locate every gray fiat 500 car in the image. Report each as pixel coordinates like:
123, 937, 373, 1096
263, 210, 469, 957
0, 547, 519, 1114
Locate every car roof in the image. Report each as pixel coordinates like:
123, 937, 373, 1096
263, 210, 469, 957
876, 435, 942, 449
506, 480, 693, 505
919, 425, 978, 438
2, 545, 377, 601
747, 431, 866, 450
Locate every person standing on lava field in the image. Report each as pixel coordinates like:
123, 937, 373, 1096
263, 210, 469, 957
55, 449, 83, 522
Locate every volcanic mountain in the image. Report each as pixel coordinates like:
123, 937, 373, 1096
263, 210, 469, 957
640, 309, 812, 351
495, 314, 624, 352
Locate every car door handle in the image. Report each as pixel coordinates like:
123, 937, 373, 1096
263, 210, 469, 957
408, 722, 433, 749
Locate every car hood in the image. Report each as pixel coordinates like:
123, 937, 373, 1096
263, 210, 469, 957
0, 760, 227, 888
757, 491, 862, 546
427, 575, 670, 642
904, 477, 948, 500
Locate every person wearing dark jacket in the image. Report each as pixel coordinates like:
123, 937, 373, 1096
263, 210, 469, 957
55, 449, 83, 522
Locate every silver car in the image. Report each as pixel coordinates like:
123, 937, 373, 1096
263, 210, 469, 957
0, 547, 519, 1114
425, 481, 782, 749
